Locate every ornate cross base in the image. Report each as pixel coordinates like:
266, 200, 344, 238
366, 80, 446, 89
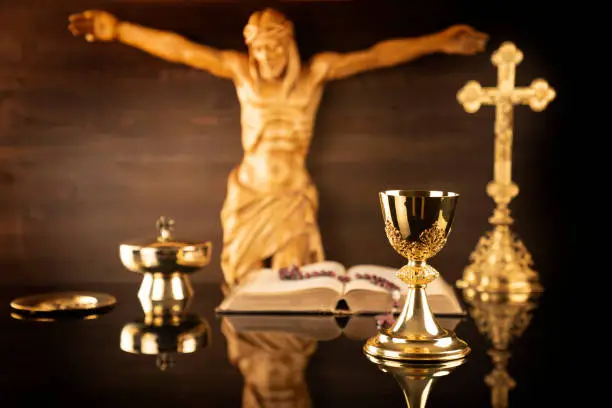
457, 224, 542, 294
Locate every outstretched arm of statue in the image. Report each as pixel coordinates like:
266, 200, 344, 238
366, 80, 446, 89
311, 25, 489, 81
68, 10, 244, 79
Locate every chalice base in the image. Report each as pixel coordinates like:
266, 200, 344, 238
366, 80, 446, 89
364, 329, 470, 361
456, 225, 543, 294
364, 285, 470, 362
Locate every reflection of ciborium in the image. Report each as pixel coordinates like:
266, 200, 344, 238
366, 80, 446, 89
120, 312, 211, 370
364, 190, 470, 361
462, 289, 539, 408
120, 277, 211, 370
119, 216, 212, 317
366, 354, 466, 407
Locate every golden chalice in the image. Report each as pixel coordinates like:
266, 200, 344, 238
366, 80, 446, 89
364, 190, 470, 361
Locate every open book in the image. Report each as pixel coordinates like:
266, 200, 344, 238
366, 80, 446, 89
221, 314, 464, 342
216, 261, 465, 316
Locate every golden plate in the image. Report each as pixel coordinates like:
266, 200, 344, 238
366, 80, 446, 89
10, 312, 107, 322
10, 291, 117, 316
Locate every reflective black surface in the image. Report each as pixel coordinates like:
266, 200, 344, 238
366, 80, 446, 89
1, 281, 560, 407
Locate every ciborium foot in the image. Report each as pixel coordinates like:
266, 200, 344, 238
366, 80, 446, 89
137, 272, 194, 317
364, 190, 470, 361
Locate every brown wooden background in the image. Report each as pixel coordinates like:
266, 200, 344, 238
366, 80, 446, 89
0, 0, 568, 286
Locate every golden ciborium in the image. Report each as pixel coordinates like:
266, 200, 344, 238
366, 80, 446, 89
119, 216, 212, 317
364, 190, 470, 361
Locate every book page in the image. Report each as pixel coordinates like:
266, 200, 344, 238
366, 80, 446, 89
344, 265, 398, 295
344, 264, 464, 315
341, 265, 394, 313
236, 261, 346, 295
217, 287, 341, 313
216, 261, 348, 313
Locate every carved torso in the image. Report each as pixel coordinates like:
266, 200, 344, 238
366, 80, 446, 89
233, 67, 324, 192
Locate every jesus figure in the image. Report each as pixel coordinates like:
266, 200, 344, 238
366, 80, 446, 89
68, 8, 488, 287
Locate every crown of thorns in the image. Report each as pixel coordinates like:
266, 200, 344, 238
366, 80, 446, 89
243, 21, 293, 45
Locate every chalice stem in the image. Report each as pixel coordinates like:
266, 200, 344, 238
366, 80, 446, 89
396, 377, 435, 408
390, 285, 444, 338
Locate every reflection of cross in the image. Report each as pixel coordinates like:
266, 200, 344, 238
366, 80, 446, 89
485, 349, 516, 408
457, 42, 555, 224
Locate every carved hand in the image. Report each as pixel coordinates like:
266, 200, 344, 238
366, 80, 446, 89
68, 10, 119, 42
437, 25, 489, 55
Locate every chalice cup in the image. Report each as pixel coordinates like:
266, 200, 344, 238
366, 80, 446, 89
364, 190, 470, 361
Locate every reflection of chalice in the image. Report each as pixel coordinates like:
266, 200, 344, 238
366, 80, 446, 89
366, 354, 466, 408
364, 190, 470, 361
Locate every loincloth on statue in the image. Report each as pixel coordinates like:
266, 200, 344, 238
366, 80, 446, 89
220, 167, 324, 286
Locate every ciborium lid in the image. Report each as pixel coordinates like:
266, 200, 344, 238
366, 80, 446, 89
119, 216, 212, 275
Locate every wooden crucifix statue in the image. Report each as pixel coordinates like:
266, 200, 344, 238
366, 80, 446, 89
68, 8, 488, 288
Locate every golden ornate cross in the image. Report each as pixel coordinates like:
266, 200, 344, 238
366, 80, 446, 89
457, 42, 555, 224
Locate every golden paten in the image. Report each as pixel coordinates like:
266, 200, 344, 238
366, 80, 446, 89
364, 190, 470, 361
456, 42, 555, 294
10, 291, 116, 321
365, 354, 466, 408
10, 313, 103, 322
68, 8, 488, 288
119, 216, 212, 317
